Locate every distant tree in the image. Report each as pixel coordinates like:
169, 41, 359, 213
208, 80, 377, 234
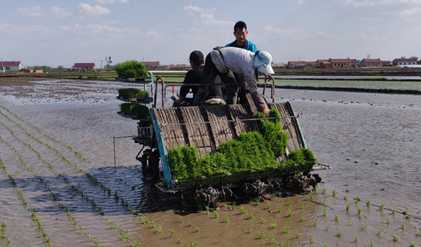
56, 66, 65, 72
410, 56, 419, 61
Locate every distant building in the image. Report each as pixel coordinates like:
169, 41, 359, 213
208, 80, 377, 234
328, 58, 353, 68
142, 61, 160, 70
359, 58, 382, 67
392, 57, 417, 66
73, 63, 96, 72
20, 69, 43, 73
0, 61, 23, 72
287, 61, 317, 69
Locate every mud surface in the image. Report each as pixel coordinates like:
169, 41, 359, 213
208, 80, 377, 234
0, 77, 420, 246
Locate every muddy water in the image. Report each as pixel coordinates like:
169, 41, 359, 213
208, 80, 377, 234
0, 78, 420, 247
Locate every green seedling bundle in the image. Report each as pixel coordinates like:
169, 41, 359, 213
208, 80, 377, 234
118, 88, 149, 99
168, 108, 316, 183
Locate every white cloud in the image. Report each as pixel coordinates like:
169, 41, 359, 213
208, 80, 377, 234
78, 3, 111, 17
298, 0, 304, 4
50, 7, 72, 18
18, 6, 44, 17
184, 5, 215, 13
200, 13, 233, 27
263, 25, 308, 39
400, 7, 421, 16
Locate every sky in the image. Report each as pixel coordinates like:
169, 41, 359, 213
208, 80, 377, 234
1, 0, 420, 68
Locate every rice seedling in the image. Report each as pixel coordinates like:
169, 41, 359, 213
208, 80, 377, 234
232, 202, 236, 211
336, 230, 342, 237
287, 210, 292, 217
366, 200, 371, 207
393, 235, 398, 242
360, 225, 367, 231
188, 222, 192, 227
214, 211, 219, 219
300, 216, 305, 222
346, 204, 350, 212
248, 225, 253, 234
269, 235, 277, 245
179, 216, 184, 223
308, 193, 314, 200
401, 223, 405, 230
259, 231, 265, 239
177, 234, 185, 244
406, 214, 411, 220
323, 209, 327, 217
322, 198, 326, 205
344, 195, 348, 200
279, 198, 284, 203
349, 219, 352, 226
391, 209, 395, 215
267, 203, 271, 210
248, 212, 254, 219
240, 207, 245, 214
189, 241, 197, 247
195, 227, 200, 233
156, 225, 163, 233
357, 208, 362, 217
376, 229, 381, 236
270, 222, 277, 229
410, 243, 415, 247
355, 196, 360, 203
277, 206, 282, 213
322, 245, 327, 247
309, 235, 315, 244
386, 219, 390, 225
256, 199, 260, 206
300, 203, 304, 209
379, 204, 384, 211
205, 206, 210, 215
322, 188, 327, 194
271, 194, 276, 199
312, 220, 317, 227
261, 218, 266, 224
354, 237, 358, 243
295, 231, 300, 239
416, 233, 421, 238
225, 214, 230, 223
283, 225, 290, 233
289, 200, 293, 206
332, 189, 337, 197
325, 225, 329, 231
334, 214, 339, 222
170, 229, 174, 238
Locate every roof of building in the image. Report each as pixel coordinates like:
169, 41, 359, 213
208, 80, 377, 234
142, 61, 160, 66
329, 59, 352, 63
74, 63, 95, 67
393, 58, 417, 62
1, 61, 22, 66
361, 58, 382, 63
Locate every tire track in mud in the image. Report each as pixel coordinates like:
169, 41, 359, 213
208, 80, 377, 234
0, 106, 148, 246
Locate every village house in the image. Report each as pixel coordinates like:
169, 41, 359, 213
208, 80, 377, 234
72, 63, 96, 72
328, 58, 353, 68
287, 61, 317, 69
392, 57, 417, 67
142, 61, 160, 70
359, 58, 382, 67
0, 61, 23, 72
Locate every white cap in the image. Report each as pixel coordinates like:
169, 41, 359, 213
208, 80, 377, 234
254, 51, 274, 74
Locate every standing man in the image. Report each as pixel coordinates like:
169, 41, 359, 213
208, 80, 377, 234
193, 47, 274, 114
226, 21, 258, 52
225, 21, 258, 104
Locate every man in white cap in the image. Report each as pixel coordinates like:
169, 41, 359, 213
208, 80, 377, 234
193, 47, 274, 113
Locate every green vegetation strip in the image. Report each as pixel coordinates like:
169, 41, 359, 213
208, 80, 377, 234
118, 88, 149, 99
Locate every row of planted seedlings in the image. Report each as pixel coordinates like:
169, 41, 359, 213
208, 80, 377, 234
0, 157, 12, 246
0, 135, 52, 246
0, 105, 88, 161
0, 107, 149, 246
